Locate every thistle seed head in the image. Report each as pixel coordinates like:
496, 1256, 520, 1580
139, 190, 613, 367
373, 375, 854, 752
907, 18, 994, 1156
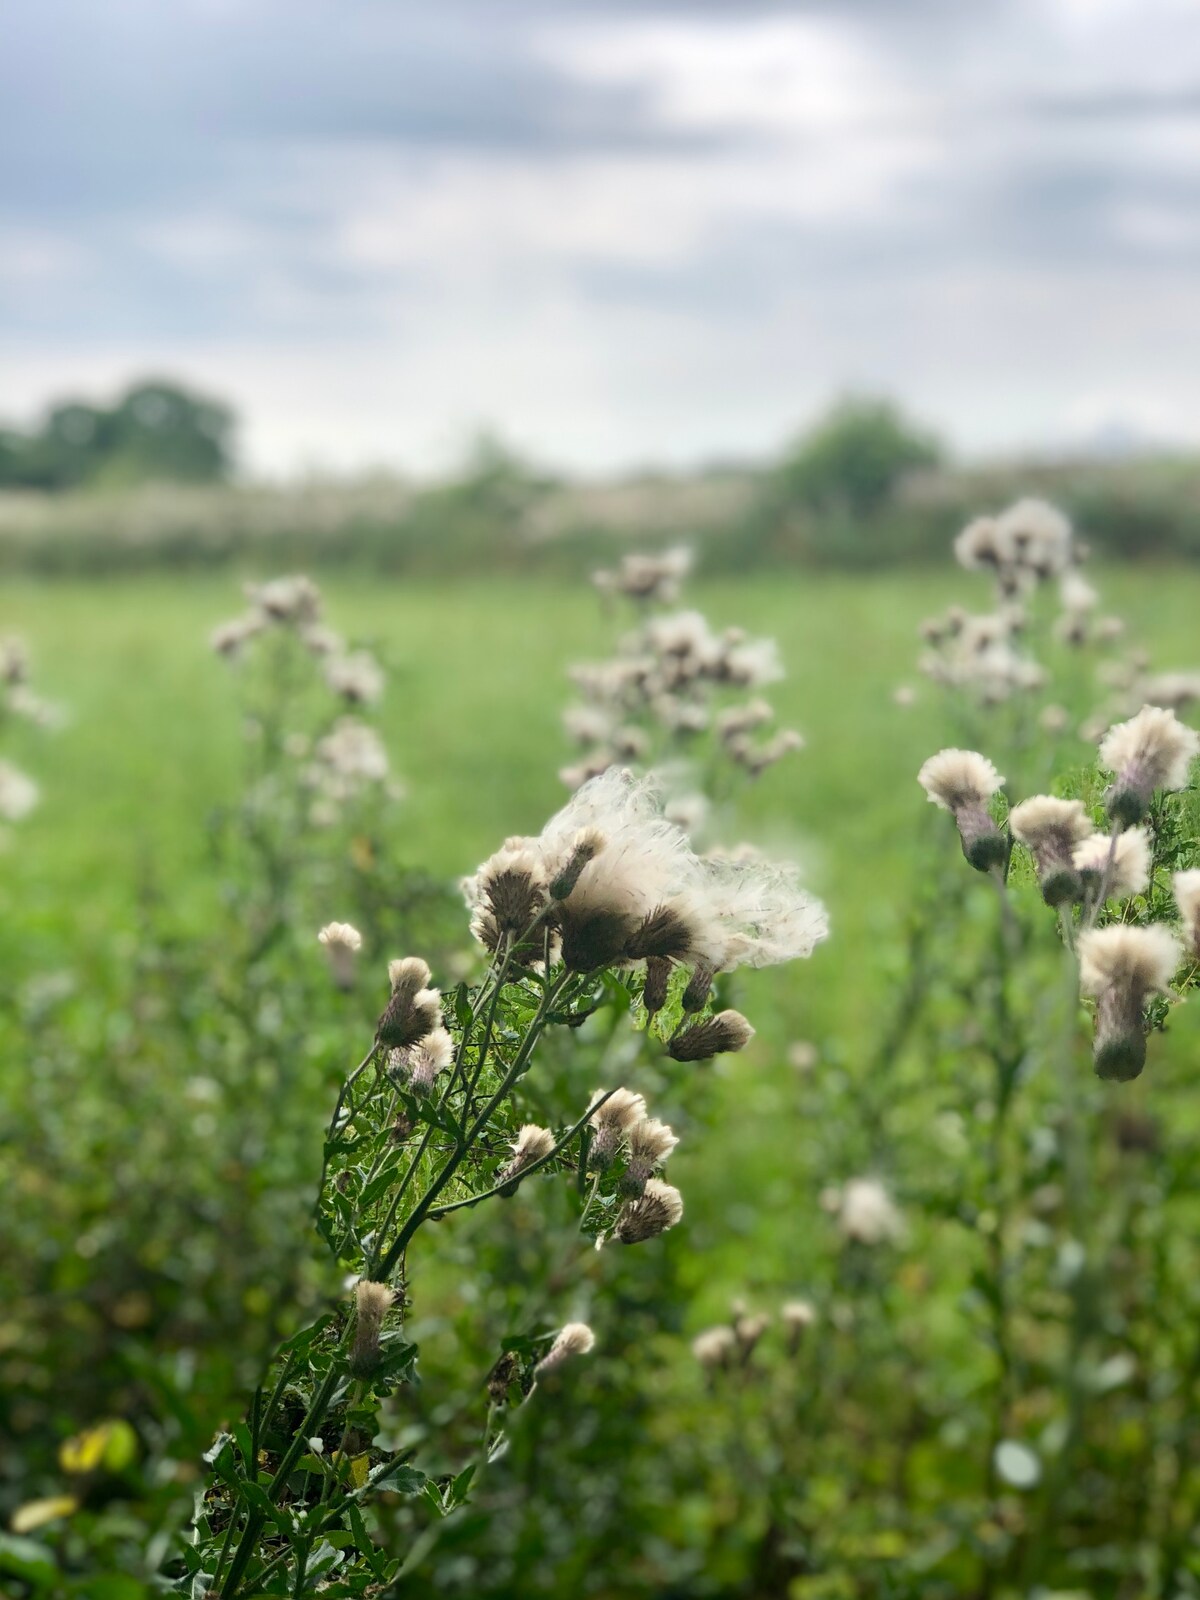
668, 1009, 754, 1062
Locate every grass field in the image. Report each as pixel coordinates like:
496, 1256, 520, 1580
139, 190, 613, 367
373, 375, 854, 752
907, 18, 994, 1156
5, 560, 1200, 1596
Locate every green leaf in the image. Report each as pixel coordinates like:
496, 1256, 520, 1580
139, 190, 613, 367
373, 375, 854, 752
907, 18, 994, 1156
367, 1458, 427, 1496
0, 1532, 59, 1587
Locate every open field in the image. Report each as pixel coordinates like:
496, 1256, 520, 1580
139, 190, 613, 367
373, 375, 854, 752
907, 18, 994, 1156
4, 560, 1200, 1596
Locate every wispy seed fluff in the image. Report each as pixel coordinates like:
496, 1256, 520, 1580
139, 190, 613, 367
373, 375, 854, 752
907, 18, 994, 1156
318, 921, 363, 989
388, 1027, 454, 1097
668, 1009, 755, 1063
377, 957, 441, 1048
620, 1116, 679, 1194
1174, 871, 1200, 958
1099, 705, 1200, 825
1009, 796, 1093, 905
781, 1300, 817, 1350
350, 1279, 395, 1377
917, 749, 1007, 872
1078, 924, 1182, 1082
615, 1177, 684, 1244
534, 1321, 596, 1377
587, 1087, 647, 1168
497, 1124, 556, 1186
1073, 827, 1152, 902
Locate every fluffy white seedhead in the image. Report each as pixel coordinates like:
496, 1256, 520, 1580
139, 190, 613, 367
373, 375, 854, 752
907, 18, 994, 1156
837, 1177, 904, 1246
318, 921, 362, 952
954, 516, 1011, 572
1099, 706, 1199, 797
622, 1116, 679, 1190
994, 498, 1073, 575
505, 1123, 556, 1173
1008, 796, 1092, 850
0, 761, 39, 822
781, 1299, 816, 1332
1060, 570, 1098, 614
692, 1326, 738, 1368
615, 1177, 684, 1244
248, 574, 323, 625
535, 1321, 596, 1376
1173, 871, 1200, 956
1073, 828, 1152, 900
1142, 673, 1200, 714
1077, 924, 1182, 998
326, 651, 385, 706
388, 955, 432, 994
588, 1086, 647, 1133
315, 718, 390, 784
681, 854, 828, 970
917, 749, 1004, 812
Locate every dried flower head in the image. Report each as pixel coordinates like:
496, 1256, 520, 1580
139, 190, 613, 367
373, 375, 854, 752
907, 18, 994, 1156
326, 650, 385, 706
318, 921, 363, 989
1009, 796, 1093, 905
248, 574, 323, 626
0, 761, 39, 823
692, 1325, 738, 1369
836, 1177, 904, 1246
621, 1116, 679, 1193
781, 1299, 817, 1341
377, 957, 441, 1048
954, 515, 1010, 572
1099, 705, 1200, 825
1078, 924, 1182, 1080
667, 1009, 755, 1062
734, 1312, 770, 1357
534, 1321, 596, 1377
615, 1177, 684, 1244
463, 843, 550, 960
497, 1123, 557, 1185
350, 1279, 395, 1377
388, 1026, 454, 1096
587, 1087, 648, 1168
1073, 827, 1152, 902
917, 749, 1007, 872
1173, 870, 1200, 959
994, 498, 1073, 576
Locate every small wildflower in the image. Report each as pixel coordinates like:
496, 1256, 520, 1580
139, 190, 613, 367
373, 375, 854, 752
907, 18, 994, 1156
1173, 870, 1200, 958
917, 749, 1007, 872
787, 1040, 818, 1072
620, 1116, 679, 1193
668, 1009, 754, 1062
350, 1280, 395, 1377
1078, 924, 1182, 1081
1099, 705, 1200, 825
734, 1312, 770, 1358
326, 650, 384, 705
497, 1124, 556, 1186
994, 498, 1072, 577
836, 1177, 904, 1246
1073, 827, 1152, 901
615, 1177, 684, 1244
1009, 796, 1093, 905
534, 1321, 596, 1377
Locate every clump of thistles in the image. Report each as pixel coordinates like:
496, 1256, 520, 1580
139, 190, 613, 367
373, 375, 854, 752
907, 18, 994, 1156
1174, 872, 1200, 959
534, 1322, 596, 1377
1009, 796, 1093, 906
917, 749, 1007, 872
350, 1279, 395, 1377
1077, 925, 1182, 1081
318, 920, 362, 988
1098, 706, 1199, 826
615, 1178, 684, 1244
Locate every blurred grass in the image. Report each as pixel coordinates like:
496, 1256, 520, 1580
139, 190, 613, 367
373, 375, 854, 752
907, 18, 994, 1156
5, 564, 1200, 1303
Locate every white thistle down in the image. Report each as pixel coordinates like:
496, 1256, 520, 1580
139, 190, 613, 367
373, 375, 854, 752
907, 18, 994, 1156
1077, 924, 1182, 1081
0, 761, 39, 823
586, 1087, 648, 1169
1073, 827, 1152, 902
534, 1322, 596, 1377
1009, 796, 1093, 906
834, 1177, 904, 1246
318, 921, 363, 988
497, 1124, 557, 1185
1098, 705, 1200, 825
692, 1325, 738, 1369
918, 749, 1007, 873
621, 1116, 679, 1193
1172, 871, 1200, 958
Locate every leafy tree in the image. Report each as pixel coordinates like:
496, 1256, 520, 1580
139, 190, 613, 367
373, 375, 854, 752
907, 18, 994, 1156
775, 395, 943, 519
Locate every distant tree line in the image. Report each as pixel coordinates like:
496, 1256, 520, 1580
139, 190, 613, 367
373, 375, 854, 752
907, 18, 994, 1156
0, 379, 235, 490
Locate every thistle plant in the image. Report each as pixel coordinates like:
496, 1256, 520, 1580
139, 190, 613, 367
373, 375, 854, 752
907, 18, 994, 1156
0, 632, 60, 830
184, 767, 825, 1595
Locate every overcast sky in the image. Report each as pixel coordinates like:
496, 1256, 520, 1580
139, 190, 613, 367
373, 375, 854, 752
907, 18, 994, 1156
3, 0, 1199, 476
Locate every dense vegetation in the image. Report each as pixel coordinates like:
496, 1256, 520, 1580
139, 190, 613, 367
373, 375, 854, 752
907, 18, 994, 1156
2, 507, 1200, 1595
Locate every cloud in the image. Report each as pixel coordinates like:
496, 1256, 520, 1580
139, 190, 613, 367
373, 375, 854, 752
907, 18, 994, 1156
2, 0, 1199, 469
